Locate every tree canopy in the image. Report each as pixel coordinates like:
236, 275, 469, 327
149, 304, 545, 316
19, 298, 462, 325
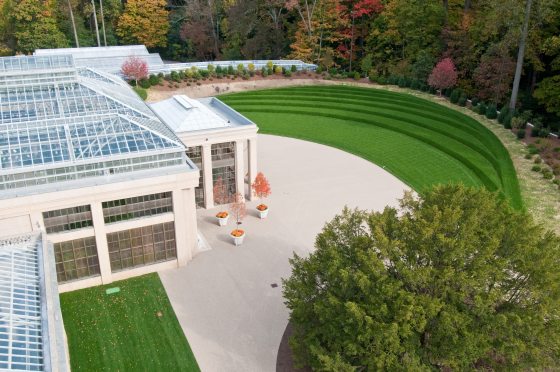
283, 185, 560, 371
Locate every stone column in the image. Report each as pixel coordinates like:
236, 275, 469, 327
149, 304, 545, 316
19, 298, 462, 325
173, 188, 196, 265
90, 202, 112, 284
247, 137, 258, 200
202, 144, 214, 209
235, 140, 245, 198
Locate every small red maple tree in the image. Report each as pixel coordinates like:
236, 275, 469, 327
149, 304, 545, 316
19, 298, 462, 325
121, 56, 148, 85
428, 58, 458, 94
251, 172, 271, 200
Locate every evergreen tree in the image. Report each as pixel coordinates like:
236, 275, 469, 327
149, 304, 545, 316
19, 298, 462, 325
284, 185, 560, 370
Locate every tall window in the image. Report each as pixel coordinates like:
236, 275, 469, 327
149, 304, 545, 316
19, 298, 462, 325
42, 205, 93, 234
53, 237, 100, 283
107, 222, 176, 272
211, 142, 236, 204
186, 146, 205, 208
102, 192, 173, 223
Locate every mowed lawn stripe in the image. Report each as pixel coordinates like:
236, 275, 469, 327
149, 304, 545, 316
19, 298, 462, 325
220, 86, 521, 208
242, 112, 481, 189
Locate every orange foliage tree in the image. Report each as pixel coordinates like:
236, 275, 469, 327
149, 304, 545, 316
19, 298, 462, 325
116, 0, 169, 48
251, 172, 272, 200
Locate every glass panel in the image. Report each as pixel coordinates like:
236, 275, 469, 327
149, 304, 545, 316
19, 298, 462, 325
53, 237, 100, 283
106, 223, 176, 272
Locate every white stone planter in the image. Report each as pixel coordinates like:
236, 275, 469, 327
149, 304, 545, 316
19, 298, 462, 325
217, 215, 229, 226
231, 231, 245, 246
257, 207, 269, 219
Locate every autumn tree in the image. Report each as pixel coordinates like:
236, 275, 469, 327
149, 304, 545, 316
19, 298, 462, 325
120, 56, 148, 85
251, 172, 271, 200
428, 57, 458, 92
213, 177, 231, 205
116, 0, 168, 48
473, 44, 516, 104
12, 0, 69, 54
284, 185, 560, 370
229, 192, 247, 227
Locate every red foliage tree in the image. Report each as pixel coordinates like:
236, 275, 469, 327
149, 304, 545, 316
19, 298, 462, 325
473, 45, 516, 104
213, 177, 231, 206
121, 56, 148, 85
428, 58, 458, 93
251, 172, 272, 200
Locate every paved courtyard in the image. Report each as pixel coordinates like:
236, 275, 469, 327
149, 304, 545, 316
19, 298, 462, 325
159, 134, 409, 372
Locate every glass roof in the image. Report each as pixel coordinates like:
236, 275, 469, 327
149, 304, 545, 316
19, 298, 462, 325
0, 55, 190, 195
0, 234, 44, 371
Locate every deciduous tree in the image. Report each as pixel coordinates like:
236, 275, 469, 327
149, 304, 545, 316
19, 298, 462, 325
284, 185, 560, 370
121, 56, 148, 85
12, 0, 69, 53
116, 0, 168, 48
428, 57, 458, 92
251, 172, 271, 199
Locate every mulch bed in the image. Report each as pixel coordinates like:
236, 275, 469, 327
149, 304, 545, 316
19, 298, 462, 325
276, 322, 312, 372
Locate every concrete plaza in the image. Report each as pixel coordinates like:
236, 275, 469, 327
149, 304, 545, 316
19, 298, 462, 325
159, 134, 409, 371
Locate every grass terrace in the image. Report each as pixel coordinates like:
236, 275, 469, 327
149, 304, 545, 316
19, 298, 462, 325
60, 273, 199, 371
220, 85, 522, 209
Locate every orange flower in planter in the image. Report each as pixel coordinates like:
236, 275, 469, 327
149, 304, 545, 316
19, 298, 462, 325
231, 229, 245, 237
256, 204, 268, 211
216, 211, 229, 218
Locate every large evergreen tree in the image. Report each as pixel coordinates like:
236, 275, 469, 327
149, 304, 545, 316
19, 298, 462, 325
284, 185, 560, 370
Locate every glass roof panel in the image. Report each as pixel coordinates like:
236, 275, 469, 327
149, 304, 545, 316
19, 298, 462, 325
0, 54, 189, 194
0, 234, 44, 371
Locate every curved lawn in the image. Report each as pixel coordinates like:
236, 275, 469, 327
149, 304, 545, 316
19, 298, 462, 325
219, 85, 521, 208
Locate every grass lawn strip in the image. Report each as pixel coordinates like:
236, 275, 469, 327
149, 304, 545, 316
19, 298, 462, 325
59, 273, 200, 372
220, 86, 521, 208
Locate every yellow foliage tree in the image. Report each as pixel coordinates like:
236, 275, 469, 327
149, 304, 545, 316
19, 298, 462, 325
116, 0, 169, 48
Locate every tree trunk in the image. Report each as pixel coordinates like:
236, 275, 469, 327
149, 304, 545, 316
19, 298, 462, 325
67, 0, 79, 47
509, 0, 532, 110
464, 0, 471, 11
99, 0, 107, 46
443, 0, 449, 24
349, 12, 355, 72
91, 0, 101, 47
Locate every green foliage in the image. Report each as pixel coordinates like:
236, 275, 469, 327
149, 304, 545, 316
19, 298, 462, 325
60, 274, 200, 371
360, 54, 373, 75
148, 74, 159, 86
471, 97, 480, 107
532, 165, 542, 172
534, 75, 560, 116
227, 65, 234, 75
132, 87, 147, 101
12, 0, 68, 54
220, 85, 522, 208
497, 106, 510, 123
450, 89, 461, 104
138, 79, 151, 89
485, 104, 498, 119
283, 185, 560, 370
458, 94, 467, 107
517, 129, 526, 139
291, 64, 297, 73
353, 72, 360, 80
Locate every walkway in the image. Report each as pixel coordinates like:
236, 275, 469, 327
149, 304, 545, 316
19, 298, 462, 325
159, 134, 409, 372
